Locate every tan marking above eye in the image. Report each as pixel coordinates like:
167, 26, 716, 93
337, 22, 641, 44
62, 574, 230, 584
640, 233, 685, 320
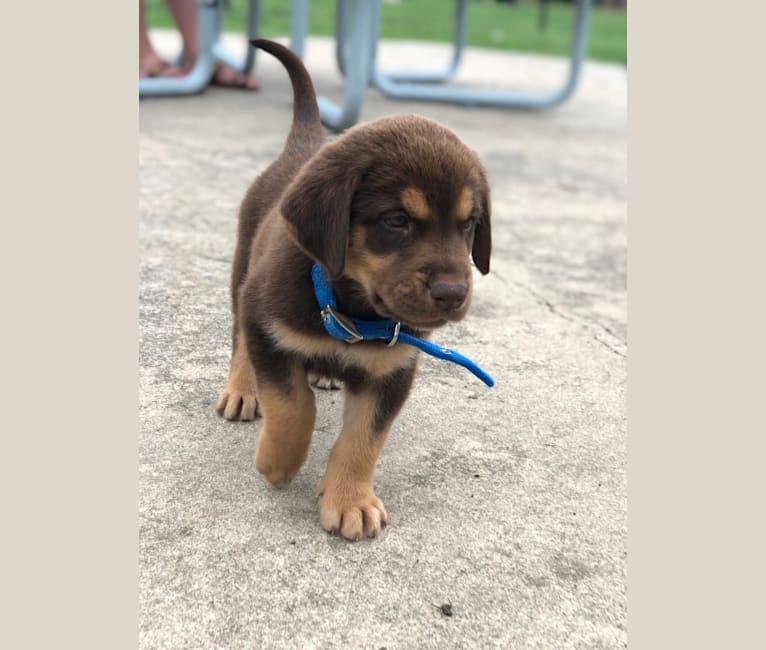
400, 186, 431, 221
455, 186, 474, 221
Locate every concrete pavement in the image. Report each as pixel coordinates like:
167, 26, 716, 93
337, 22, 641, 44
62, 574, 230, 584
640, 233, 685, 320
140, 35, 626, 648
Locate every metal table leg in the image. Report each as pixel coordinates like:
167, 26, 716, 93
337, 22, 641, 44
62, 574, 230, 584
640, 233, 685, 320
316, 0, 377, 132
336, 0, 467, 84
290, 0, 310, 58
372, 0, 592, 110
334, 0, 378, 81
212, 0, 260, 76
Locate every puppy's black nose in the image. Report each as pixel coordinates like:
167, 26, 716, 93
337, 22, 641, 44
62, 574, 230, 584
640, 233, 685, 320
430, 280, 468, 312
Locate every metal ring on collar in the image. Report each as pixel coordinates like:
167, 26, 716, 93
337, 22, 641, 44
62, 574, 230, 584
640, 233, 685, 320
387, 321, 401, 347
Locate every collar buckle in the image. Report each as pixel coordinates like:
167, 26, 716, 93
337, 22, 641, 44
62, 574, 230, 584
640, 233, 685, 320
321, 306, 364, 343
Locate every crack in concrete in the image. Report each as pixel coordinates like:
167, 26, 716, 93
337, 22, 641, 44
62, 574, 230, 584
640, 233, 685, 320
593, 334, 627, 358
507, 278, 627, 358
594, 321, 626, 346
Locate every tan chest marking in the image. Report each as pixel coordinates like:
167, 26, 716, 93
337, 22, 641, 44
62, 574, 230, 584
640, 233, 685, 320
270, 321, 417, 379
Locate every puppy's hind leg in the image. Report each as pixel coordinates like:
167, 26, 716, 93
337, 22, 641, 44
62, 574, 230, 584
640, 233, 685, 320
307, 371, 343, 390
216, 329, 259, 421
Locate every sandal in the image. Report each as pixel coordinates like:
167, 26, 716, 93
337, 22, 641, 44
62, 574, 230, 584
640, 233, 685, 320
210, 62, 259, 90
140, 59, 184, 79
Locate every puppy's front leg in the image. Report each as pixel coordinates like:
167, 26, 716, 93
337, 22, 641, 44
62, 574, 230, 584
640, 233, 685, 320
249, 329, 316, 485
319, 365, 416, 541
216, 331, 259, 421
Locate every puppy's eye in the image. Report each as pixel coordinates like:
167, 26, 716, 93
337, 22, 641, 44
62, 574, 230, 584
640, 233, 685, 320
383, 212, 410, 230
462, 217, 477, 232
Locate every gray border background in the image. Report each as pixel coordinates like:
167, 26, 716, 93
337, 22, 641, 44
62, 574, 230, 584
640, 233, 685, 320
3, 2, 137, 648
4, 1, 766, 647
628, 1, 766, 647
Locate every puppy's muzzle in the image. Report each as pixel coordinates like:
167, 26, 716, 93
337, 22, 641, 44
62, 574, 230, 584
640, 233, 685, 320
429, 276, 468, 313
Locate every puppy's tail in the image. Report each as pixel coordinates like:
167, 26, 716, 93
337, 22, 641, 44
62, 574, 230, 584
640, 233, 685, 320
250, 39, 324, 152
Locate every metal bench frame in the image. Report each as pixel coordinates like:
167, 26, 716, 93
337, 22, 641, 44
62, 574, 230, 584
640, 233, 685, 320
335, 0, 593, 110
139, 0, 593, 130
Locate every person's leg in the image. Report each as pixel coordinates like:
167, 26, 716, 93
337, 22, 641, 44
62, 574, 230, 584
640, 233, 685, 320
139, 0, 183, 77
165, 0, 199, 69
139, 0, 162, 75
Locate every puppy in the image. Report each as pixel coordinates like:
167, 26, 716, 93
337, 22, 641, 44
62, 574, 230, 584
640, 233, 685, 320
216, 39, 492, 541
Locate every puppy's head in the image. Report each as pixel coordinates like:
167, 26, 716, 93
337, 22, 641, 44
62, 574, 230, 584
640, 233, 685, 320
281, 115, 491, 331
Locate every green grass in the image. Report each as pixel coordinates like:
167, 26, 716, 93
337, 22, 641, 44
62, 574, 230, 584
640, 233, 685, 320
145, 0, 626, 64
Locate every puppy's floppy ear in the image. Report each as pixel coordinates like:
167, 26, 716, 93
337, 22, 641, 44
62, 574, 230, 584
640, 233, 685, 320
280, 145, 361, 280
472, 169, 492, 275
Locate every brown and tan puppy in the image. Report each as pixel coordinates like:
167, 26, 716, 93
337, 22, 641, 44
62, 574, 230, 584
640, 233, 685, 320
216, 40, 492, 541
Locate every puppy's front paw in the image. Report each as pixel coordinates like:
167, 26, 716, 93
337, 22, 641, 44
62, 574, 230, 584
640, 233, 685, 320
319, 480, 388, 541
255, 428, 311, 486
216, 386, 259, 421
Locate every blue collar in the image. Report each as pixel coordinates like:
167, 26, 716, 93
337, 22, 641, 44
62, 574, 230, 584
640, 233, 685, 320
311, 263, 495, 387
